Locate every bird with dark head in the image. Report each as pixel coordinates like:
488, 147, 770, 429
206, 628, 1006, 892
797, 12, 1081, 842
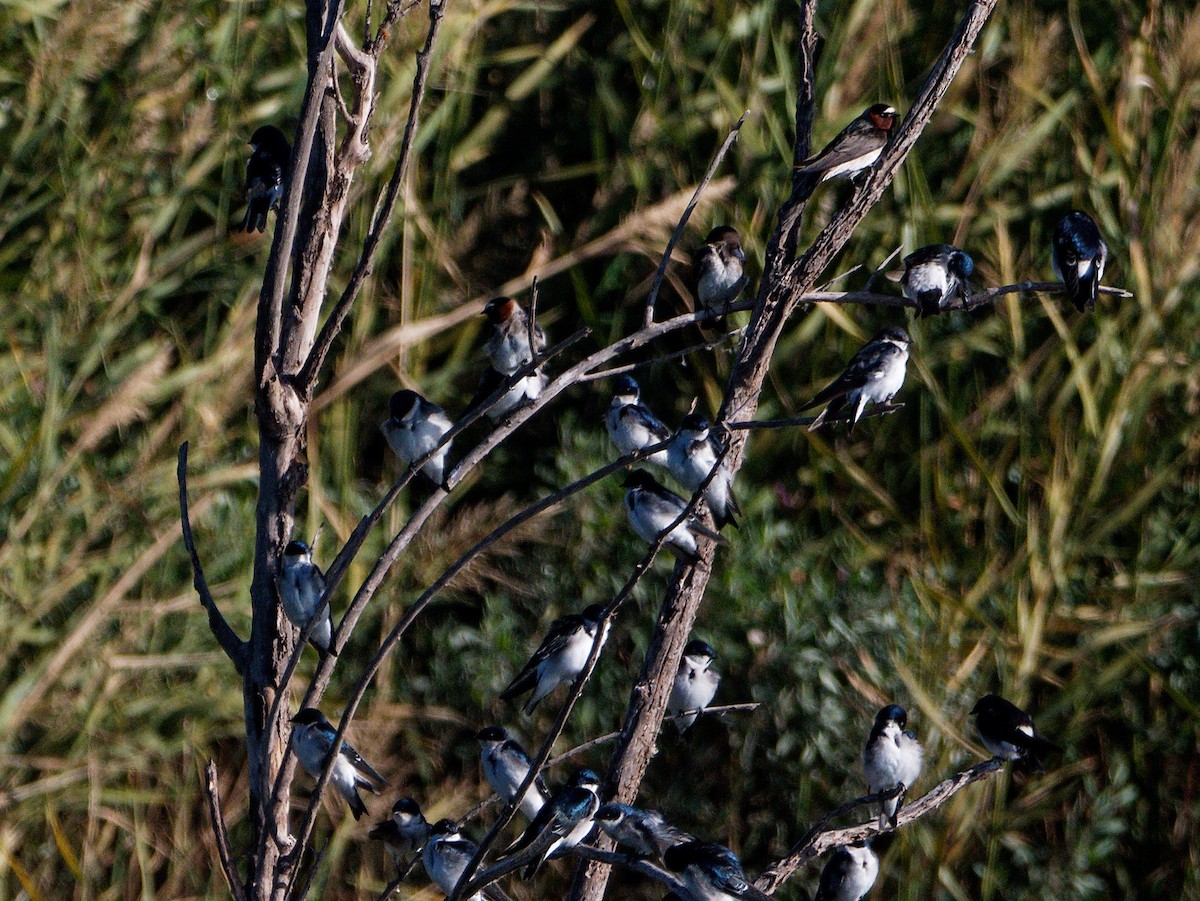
607, 375, 671, 467
1052, 210, 1109, 313
290, 707, 388, 821
971, 693, 1061, 774
862, 704, 923, 828
800, 326, 911, 432
895, 244, 974, 317
667, 412, 741, 530
242, 125, 291, 233
693, 225, 748, 312
794, 104, 897, 196
622, 470, 729, 563
278, 539, 331, 656
814, 842, 879, 901
504, 768, 602, 878
381, 389, 454, 489
475, 725, 550, 818
667, 638, 721, 733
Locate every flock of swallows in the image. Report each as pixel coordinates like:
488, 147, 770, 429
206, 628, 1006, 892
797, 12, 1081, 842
247, 100, 1102, 899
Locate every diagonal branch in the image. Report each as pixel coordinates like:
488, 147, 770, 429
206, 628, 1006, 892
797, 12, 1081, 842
204, 760, 248, 901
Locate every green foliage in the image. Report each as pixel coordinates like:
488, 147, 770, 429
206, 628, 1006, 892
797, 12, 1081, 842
1, 0, 1198, 898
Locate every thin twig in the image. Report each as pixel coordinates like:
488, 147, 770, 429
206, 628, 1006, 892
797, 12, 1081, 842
577, 328, 745, 383
204, 761, 247, 901
527, 275, 540, 367
374, 872, 406, 901
862, 244, 904, 293
726, 404, 904, 431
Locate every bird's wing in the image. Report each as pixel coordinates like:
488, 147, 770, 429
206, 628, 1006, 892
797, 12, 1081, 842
501, 615, 583, 696
341, 741, 388, 789
796, 122, 880, 174
622, 406, 671, 443
803, 341, 902, 408
1054, 234, 1086, 300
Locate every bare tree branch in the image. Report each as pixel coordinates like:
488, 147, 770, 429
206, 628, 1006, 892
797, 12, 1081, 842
205, 760, 248, 901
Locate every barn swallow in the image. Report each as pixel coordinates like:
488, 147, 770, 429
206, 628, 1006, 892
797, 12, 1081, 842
667, 639, 721, 733
667, 413, 740, 529
606, 375, 671, 467
369, 797, 431, 868
862, 705, 923, 828
279, 539, 331, 654
1052, 211, 1108, 313
663, 841, 758, 900
500, 605, 609, 715
622, 470, 728, 564
795, 104, 897, 189
800, 326, 911, 432
483, 296, 546, 376
896, 244, 974, 317
814, 843, 879, 901
290, 707, 387, 821
242, 125, 290, 233
381, 389, 454, 488
595, 803, 693, 859
422, 819, 514, 901
693, 225, 748, 311
971, 694, 1060, 773
475, 726, 550, 818
504, 768, 601, 878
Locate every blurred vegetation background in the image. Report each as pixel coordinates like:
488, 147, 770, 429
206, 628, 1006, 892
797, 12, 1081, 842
1, 0, 1198, 898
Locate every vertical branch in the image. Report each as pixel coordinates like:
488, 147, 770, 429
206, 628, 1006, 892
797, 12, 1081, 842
205, 760, 249, 901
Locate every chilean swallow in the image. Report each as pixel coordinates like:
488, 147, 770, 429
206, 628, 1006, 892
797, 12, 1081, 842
795, 104, 897, 188
862, 704, 923, 828
290, 707, 388, 821
1052, 211, 1108, 313
483, 296, 546, 376
369, 797, 431, 868
381, 389, 454, 488
622, 470, 728, 563
473, 365, 547, 423
814, 842, 879, 901
800, 326, 911, 431
693, 225, 748, 311
504, 768, 601, 878
606, 375, 671, 467
422, 819, 514, 901
475, 726, 550, 818
667, 639, 721, 733
242, 125, 290, 233
663, 841, 761, 900
279, 539, 331, 655
896, 244, 974, 317
667, 413, 741, 530
971, 694, 1060, 773
500, 605, 609, 715
595, 803, 692, 859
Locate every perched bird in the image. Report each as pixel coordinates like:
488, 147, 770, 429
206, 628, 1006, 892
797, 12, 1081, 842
422, 819, 514, 901
795, 104, 897, 189
693, 225, 748, 311
800, 326, 911, 432
1052, 211, 1109, 313
895, 244, 974, 318
500, 605, 609, 715
369, 797, 431, 868
278, 539, 331, 655
623, 470, 728, 564
472, 365, 547, 423
663, 841, 758, 900
381, 389, 454, 488
862, 704, 924, 828
606, 376, 671, 467
667, 413, 741, 530
290, 707, 387, 821
475, 726, 550, 819
814, 843, 879, 901
667, 639, 721, 733
483, 296, 546, 376
504, 768, 602, 878
971, 693, 1060, 773
242, 125, 290, 233
595, 803, 692, 859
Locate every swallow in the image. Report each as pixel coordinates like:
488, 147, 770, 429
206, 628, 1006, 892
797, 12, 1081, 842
814, 842, 879, 901
663, 841, 762, 900
606, 375, 671, 467
667, 413, 741, 530
667, 639, 721, 733
971, 693, 1060, 773
1052, 211, 1109, 313
290, 707, 388, 821
862, 704, 923, 828
475, 726, 550, 819
278, 539, 331, 655
795, 104, 897, 189
504, 768, 602, 878
800, 326, 911, 432
242, 125, 290, 233
622, 470, 728, 564
693, 225, 748, 311
381, 389, 454, 488
595, 803, 692, 859
472, 364, 548, 423
483, 296, 546, 376
500, 605, 609, 715
422, 819, 514, 901
369, 797, 431, 868
895, 244, 974, 317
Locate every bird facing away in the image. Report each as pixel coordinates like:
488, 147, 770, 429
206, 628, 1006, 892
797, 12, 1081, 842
1052, 210, 1109, 313
800, 326, 911, 432
814, 842, 879, 901
475, 726, 550, 819
504, 768, 602, 878
483, 296, 546, 376
594, 803, 693, 859
693, 225, 748, 310
422, 819, 514, 901
278, 539, 331, 654
622, 470, 728, 564
500, 605, 609, 715
663, 841, 759, 900
896, 244, 974, 317
667, 639, 721, 733
290, 707, 387, 821
667, 413, 741, 530
795, 104, 897, 188
606, 375, 671, 467
381, 389, 454, 488
369, 797, 431, 868
242, 125, 290, 233
971, 693, 1061, 773
862, 704, 924, 827
472, 364, 548, 423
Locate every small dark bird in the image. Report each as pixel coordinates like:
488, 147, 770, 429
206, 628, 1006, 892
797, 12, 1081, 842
500, 605, 610, 715
242, 125, 290, 233
814, 843, 879, 901
971, 693, 1060, 773
693, 226, 748, 311
663, 841, 760, 899
800, 326, 911, 432
606, 375, 671, 467
895, 244, 974, 317
595, 803, 692, 859
381, 389, 454, 488
278, 540, 331, 655
504, 768, 602, 878
862, 704, 923, 828
667, 639, 721, 733
475, 726, 550, 818
290, 707, 387, 821
1052, 211, 1109, 313
369, 797, 431, 868
622, 470, 728, 564
795, 104, 897, 190
483, 296, 546, 376
667, 413, 740, 530
421, 819, 514, 901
